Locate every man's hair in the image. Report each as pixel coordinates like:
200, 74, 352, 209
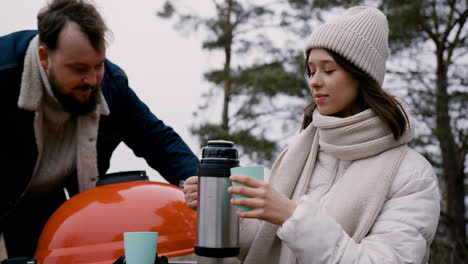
37, 0, 108, 51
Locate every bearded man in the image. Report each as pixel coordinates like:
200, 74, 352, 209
0, 0, 199, 259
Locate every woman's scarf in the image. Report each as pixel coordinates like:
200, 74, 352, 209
244, 108, 414, 264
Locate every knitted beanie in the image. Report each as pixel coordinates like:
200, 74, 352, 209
304, 6, 389, 87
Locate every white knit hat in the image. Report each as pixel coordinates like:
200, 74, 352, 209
304, 6, 389, 87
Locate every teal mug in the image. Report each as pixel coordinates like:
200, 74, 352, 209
230, 166, 264, 211
124, 232, 158, 264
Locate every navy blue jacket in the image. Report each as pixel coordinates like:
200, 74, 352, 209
0, 30, 199, 217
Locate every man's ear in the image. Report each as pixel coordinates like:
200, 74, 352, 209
38, 46, 49, 70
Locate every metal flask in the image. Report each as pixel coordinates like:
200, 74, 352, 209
194, 140, 240, 258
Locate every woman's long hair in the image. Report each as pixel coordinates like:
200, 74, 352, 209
301, 49, 409, 140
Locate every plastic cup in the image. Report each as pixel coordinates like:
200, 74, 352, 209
230, 166, 264, 211
124, 232, 158, 264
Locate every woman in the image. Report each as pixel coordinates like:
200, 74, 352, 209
184, 6, 440, 264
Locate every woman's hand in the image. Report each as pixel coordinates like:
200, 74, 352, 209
182, 176, 198, 210
228, 174, 297, 225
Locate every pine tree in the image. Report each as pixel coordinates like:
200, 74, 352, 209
158, 0, 309, 165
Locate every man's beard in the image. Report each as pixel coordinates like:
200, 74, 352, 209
48, 70, 100, 116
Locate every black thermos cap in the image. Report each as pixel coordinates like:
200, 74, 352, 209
198, 140, 239, 177
202, 140, 238, 160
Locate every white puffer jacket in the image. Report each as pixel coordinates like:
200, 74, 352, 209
240, 147, 440, 264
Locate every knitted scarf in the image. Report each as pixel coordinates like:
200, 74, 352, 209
244, 108, 414, 264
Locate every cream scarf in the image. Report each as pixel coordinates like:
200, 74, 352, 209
244, 108, 414, 264
17, 35, 110, 193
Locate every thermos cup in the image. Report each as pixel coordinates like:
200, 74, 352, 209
194, 140, 240, 258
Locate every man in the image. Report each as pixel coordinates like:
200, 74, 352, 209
0, 0, 199, 259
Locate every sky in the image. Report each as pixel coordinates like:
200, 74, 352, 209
0, 0, 217, 182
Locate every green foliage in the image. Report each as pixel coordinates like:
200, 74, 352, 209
190, 123, 231, 145
252, 6, 274, 16
198, 56, 308, 161
158, 0, 310, 165
380, 1, 426, 53
231, 60, 308, 98
156, 1, 204, 35
156, 1, 175, 18
202, 18, 234, 50
430, 237, 452, 263
204, 69, 227, 85
311, 0, 364, 8
286, 0, 310, 8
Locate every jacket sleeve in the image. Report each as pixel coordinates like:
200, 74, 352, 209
103, 69, 199, 185
277, 161, 440, 264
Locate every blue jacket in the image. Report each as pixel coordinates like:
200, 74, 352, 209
0, 30, 200, 217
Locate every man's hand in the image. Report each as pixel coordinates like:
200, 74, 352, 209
182, 176, 198, 210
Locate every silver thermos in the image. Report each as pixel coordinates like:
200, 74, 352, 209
194, 140, 240, 258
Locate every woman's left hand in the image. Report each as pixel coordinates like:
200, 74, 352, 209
228, 174, 297, 225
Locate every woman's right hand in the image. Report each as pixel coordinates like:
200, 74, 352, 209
183, 176, 198, 210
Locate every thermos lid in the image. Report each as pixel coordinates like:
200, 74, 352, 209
202, 140, 238, 160
207, 139, 233, 147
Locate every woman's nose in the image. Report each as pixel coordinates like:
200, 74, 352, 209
309, 73, 324, 88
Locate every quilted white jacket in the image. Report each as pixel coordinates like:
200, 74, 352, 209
240, 147, 440, 264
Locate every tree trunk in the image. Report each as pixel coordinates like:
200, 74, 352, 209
435, 49, 466, 263
221, 0, 232, 131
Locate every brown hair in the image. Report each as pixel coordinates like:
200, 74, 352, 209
37, 0, 108, 52
302, 49, 409, 140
